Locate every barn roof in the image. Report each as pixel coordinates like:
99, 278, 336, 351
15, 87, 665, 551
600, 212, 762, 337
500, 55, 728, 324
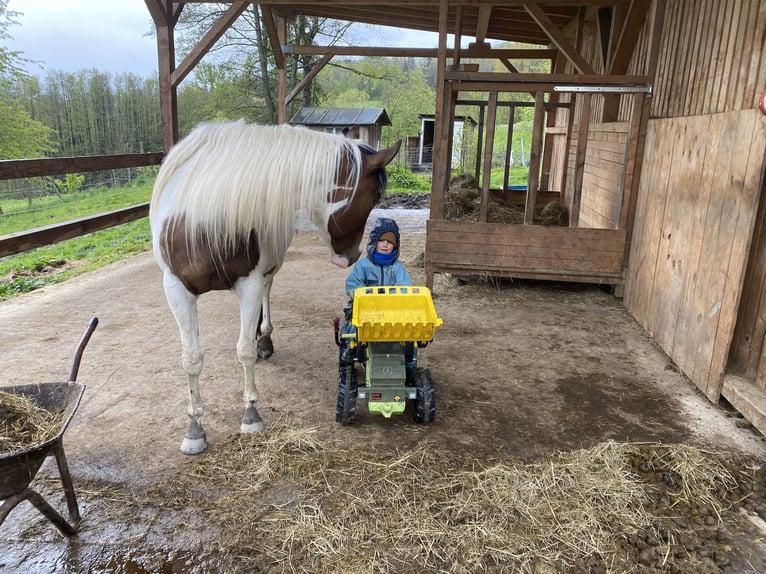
290, 107, 392, 127
261, 1, 606, 46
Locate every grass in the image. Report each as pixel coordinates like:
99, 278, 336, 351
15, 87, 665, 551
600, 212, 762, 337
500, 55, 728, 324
0, 181, 154, 301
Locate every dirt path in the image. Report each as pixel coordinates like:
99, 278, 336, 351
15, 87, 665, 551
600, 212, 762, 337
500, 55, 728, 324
1, 210, 765, 572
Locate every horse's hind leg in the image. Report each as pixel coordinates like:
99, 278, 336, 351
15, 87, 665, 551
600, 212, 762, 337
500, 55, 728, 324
256, 273, 276, 359
163, 272, 208, 454
235, 275, 266, 433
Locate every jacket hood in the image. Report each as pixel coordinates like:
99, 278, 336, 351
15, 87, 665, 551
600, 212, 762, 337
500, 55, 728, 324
366, 218, 401, 260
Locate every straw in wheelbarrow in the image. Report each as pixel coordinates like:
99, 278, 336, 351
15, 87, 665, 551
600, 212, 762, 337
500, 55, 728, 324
0, 391, 66, 454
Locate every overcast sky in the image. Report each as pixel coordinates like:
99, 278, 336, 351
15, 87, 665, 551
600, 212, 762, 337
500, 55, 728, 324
6, 0, 441, 79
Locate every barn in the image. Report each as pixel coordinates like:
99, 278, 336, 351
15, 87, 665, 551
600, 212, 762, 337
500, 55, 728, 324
2, 1, 766, 570
143, 0, 766, 435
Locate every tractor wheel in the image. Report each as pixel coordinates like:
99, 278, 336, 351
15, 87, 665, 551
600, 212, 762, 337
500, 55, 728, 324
411, 368, 436, 424
336, 345, 358, 424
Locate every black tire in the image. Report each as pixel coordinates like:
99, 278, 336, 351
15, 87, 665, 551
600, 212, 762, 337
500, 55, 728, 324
336, 344, 358, 423
411, 368, 436, 424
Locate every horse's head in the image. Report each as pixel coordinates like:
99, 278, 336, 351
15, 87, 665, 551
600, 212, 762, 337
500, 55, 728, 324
323, 140, 402, 268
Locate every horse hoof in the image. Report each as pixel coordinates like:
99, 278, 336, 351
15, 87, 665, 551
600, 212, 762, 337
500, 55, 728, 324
241, 421, 265, 433
257, 336, 274, 359
180, 436, 207, 455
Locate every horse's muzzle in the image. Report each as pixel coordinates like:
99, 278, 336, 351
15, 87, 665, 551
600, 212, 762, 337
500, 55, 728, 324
331, 253, 352, 268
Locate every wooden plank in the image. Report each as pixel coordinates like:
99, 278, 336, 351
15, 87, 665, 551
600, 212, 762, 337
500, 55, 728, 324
524, 91, 545, 224
0, 153, 164, 180
730, 143, 766, 380
716, 0, 742, 111
743, 0, 766, 109
569, 93, 591, 227
479, 91, 498, 222
624, 117, 674, 327
706, 111, 766, 398
647, 115, 709, 358
0, 204, 149, 258
426, 219, 626, 276
667, 114, 715, 390
722, 374, 766, 436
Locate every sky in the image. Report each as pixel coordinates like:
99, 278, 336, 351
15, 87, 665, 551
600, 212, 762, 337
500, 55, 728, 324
7, 0, 159, 77
5, 0, 443, 79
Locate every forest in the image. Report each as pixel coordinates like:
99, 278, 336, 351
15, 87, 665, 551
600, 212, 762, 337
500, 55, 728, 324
1, 1, 546, 195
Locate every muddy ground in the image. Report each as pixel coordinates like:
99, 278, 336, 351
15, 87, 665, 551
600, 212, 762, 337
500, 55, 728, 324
1, 203, 766, 573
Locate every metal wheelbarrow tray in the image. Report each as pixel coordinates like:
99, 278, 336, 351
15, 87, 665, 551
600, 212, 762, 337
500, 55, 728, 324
0, 317, 98, 536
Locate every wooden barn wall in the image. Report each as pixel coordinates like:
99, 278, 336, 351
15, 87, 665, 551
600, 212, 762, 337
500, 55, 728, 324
622, 0, 766, 403
624, 110, 766, 400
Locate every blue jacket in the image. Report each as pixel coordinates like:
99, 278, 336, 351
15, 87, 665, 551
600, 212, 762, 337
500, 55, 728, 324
345, 218, 411, 297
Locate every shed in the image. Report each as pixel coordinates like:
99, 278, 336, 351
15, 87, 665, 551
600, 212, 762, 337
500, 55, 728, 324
289, 107, 391, 149
145, 1, 766, 438
407, 113, 476, 172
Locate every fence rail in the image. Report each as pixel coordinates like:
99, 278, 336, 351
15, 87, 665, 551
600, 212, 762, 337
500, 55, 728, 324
0, 153, 163, 258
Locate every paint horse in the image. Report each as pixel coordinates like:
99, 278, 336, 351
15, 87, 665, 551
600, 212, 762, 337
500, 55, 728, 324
150, 120, 400, 454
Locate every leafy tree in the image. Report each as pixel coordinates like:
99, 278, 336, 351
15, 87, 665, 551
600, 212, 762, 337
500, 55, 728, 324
0, 0, 56, 159
173, 4, 353, 124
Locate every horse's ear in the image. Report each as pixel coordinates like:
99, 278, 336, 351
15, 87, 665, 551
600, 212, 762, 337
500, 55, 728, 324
368, 140, 401, 169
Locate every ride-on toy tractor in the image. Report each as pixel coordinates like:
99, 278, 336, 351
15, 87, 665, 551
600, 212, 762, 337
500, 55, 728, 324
333, 285, 443, 424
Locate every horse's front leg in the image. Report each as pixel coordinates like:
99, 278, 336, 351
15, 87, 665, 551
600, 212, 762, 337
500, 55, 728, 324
163, 272, 208, 455
234, 274, 266, 433
256, 272, 277, 359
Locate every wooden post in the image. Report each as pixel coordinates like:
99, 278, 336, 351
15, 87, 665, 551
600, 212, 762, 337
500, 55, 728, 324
154, 1, 178, 151
479, 91, 498, 222
503, 105, 516, 192
569, 92, 592, 228
524, 91, 545, 225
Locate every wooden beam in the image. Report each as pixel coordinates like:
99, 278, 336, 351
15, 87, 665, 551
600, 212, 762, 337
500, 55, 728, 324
608, 0, 651, 74
569, 92, 592, 227
480, 91, 498, 222
170, 2, 249, 87
0, 153, 164, 180
523, 1, 596, 74
445, 71, 651, 86
285, 54, 333, 105
475, 6, 492, 44
261, 5, 286, 70
525, 91, 545, 224
0, 205, 150, 258
285, 45, 556, 60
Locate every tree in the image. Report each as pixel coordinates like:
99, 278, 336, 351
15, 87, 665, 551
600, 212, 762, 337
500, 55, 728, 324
0, 0, 56, 159
173, 4, 353, 124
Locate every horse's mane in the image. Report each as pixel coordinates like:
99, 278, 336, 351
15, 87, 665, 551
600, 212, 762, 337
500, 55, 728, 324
150, 120, 362, 259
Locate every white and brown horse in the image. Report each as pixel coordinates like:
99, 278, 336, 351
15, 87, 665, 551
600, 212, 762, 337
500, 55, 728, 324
150, 121, 400, 454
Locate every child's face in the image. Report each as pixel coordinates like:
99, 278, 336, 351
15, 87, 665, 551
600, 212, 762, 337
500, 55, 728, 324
376, 237, 395, 254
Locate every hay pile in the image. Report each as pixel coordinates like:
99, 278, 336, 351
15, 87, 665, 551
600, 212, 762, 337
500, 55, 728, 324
165, 421, 736, 573
0, 390, 64, 453
445, 174, 569, 226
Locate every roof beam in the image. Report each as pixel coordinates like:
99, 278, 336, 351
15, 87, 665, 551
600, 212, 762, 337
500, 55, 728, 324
523, 1, 595, 74
171, 2, 249, 87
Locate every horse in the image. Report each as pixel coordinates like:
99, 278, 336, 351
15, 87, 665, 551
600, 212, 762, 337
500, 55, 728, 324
149, 120, 401, 454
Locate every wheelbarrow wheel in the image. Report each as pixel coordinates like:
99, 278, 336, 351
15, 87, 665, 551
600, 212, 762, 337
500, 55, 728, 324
336, 344, 358, 424
411, 368, 436, 424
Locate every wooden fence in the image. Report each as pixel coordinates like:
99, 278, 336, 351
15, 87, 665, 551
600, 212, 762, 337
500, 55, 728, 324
0, 153, 163, 258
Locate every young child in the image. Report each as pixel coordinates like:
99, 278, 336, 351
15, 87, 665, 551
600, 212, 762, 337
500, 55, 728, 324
342, 217, 417, 376
345, 217, 411, 297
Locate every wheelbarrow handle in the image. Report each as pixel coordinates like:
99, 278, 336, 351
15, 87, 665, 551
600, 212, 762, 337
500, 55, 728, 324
68, 317, 99, 382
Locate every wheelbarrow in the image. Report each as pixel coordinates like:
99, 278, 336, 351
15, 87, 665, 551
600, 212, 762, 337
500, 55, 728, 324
0, 317, 98, 536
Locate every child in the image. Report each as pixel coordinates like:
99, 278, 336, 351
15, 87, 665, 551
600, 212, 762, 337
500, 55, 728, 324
345, 217, 411, 296
342, 217, 417, 377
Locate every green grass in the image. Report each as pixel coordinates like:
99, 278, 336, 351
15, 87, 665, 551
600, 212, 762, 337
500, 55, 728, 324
0, 219, 152, 301
0, 184, 153, 235
0, 181, 154, 300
